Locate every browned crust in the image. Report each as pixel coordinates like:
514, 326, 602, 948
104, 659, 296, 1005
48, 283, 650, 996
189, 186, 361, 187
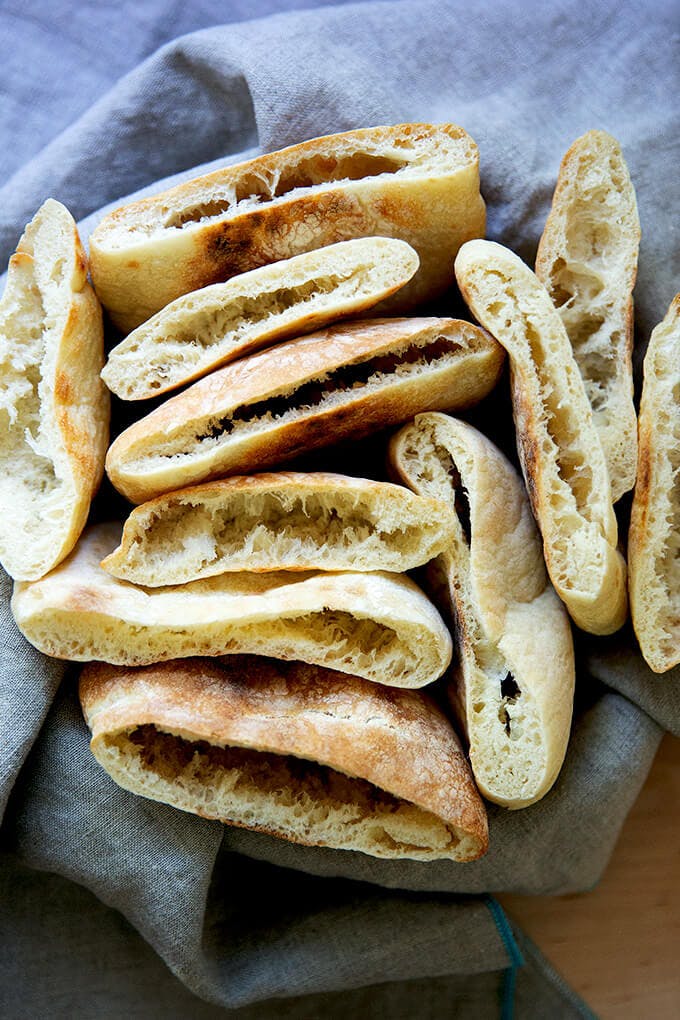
79, 657, 488, 859
105, 318, 504, 502
89, 123, 485, 330
56, 277, 109, 502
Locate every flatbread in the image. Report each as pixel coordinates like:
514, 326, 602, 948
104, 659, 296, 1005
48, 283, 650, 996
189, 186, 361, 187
105, 316, 504, 504
628, 295, 680, 672
0, 199, 109, 580
536, 130, 640, 501
389, 413, 575, 808
101, 471, 458, 584
12, 523, 453, 688
455, 240, 627, 636
89, 123, 485, 331
101, 237, 419, 400
79, 656, 488, 862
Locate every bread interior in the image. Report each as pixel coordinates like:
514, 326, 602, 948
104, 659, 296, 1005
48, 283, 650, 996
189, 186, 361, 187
0, 256, 59, 499
101, 724, 464, 859
546, 256, 612, 412
165, 153, 408, 228
0, 229, 75, 574
653, 385, 680, 648
155, 334, 464, 460
395, 421, 549, 803
139, 269, 361, 353
636, 338, 680, 662
542, 142, 634, 417
109, 486, 444, 581
113, 262, 379, 396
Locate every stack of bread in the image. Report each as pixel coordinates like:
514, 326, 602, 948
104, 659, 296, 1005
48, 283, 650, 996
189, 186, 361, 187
2, 122, 674, 863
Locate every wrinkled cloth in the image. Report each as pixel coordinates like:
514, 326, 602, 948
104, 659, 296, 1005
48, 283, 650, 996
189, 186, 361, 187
1, 0, 678, 1016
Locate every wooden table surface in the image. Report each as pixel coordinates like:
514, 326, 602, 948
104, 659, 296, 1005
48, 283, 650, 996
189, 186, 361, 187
500, 733, 680, 1018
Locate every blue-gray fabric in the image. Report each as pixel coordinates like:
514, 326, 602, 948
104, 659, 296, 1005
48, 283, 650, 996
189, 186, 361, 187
0, 1, 677, 1017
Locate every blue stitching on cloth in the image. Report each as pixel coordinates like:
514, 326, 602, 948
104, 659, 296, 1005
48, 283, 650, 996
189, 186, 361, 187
484, 895, 525, 1020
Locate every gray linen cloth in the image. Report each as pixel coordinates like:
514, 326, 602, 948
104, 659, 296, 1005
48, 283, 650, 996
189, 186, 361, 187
1, 1, 678, 1016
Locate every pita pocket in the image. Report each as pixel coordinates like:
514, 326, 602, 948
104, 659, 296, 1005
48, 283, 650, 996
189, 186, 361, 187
102, 237, 419, 399
105, 316, 504, 504
628, 295, 680, 672
455, 240, 627, 636
89, 123, 485, 332
536, 130, 640, 501
101, 471, 458, 584
0, 199, 109, 581
12, 523, 453, 688
390, 413, 575, 808
79, 656, 488, 862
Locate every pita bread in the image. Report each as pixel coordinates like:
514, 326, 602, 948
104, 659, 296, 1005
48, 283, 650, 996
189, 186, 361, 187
79, 656, 488, 862
0, 199, 109, 581
455, 239, 627, 636
101, 237, 419, 400
101, 471, 458, 585
628, 294, 680, 672
106, 316, 504, 504
389, 413, 574, 808
536, 130, 640, 501
89, 123, 485, 332
12, 523, 453, 688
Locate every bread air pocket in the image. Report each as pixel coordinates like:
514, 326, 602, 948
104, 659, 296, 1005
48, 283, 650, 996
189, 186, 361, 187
79, 656, 488, 862
12, 523, 453, 689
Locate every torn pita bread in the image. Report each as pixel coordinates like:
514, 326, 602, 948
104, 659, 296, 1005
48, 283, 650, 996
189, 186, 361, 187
628, 295, 680, 672
79, 656, 489, 862
0, 199, 109, 581
105, 316, 504, 504
101, 471, 458, 585
89, 123, 485, 332
389, 413, 574, 808
536, 129, 640, 501
455, 239, 627, 636
101, 237, 419, 400
12, 523, 453, 688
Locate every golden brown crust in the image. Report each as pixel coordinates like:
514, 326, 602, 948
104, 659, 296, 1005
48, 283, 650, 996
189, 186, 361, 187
104, 317, 504, 504
89, 124, 485, 331
79, 657, 488, 861
56, 265, 109, 506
